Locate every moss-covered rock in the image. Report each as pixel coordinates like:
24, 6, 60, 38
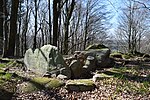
45, 78, 64, 89
85, 44, 107, 50
24, 45, 71, 78
122, 54, 131, 59
69, 60, 82, 78
83, 48, 112, 69
18, 82, 39, 93
18, 77, 64, 93
110, 52, 123, 59
93, 73, 113, 82
32, 77, 64, 89
66, 79, 95, 91
32, 77, 51, 85
143, 54, 150, 58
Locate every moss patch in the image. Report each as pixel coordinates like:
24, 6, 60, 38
0, 69, 5, 74
110, 52, 123, 59
85, 44, 107, 50
19, 82, 39, 93
32, 77, 51, 85
96, 73, 114, 78
122, 54, 131, 59
67, 79, 94, 86
45, 78, 64, 89
0, 63, 6, 68
32, 77, 64, 89
1, 73, 12, 81
66, 79, 95, 91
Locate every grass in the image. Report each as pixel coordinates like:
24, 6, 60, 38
115, 79, 150, 95
0, 63, 6, 68
0, 73, 12, 81
97, 65, 150, 96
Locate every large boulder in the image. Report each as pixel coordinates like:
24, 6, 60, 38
83, 56, 96, 72
69, 60, 83, 78
62, 44, 114, 78
83, 48, 113, 69
24, 45, 71, 78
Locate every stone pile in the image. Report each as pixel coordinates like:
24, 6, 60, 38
24, 44, 114, 92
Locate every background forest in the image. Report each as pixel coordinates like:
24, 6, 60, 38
0, 0, 150, 57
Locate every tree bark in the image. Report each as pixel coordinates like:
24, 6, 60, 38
0, 0, 4, 54
63, 0, 75, 54
6, 0, 19, 57
33, 0, 38, 50
48, 0, 52, 44
53, 0, 59, 46
0, 0, 3, 40
2, 0, 9, 57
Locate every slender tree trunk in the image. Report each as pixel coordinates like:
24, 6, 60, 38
6, 0, 19, 57
0, 0, 4, 55
23, 0, 29, 55
15, 34, 20, 57
63, 0, 75, 54
138, 33, 142, 52
84, 1, 89, 50
33, 0, 37, 49
2, 0, 8, 57
16, 1, 22, 57
33, 0, 38, 50
64, 20, 69, 54
58, 13, 61, 51
0, 0, 3, 40
48, 0, 52, 44
53, 0, 59, 46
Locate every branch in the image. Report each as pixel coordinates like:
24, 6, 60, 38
132, 0, 150, 10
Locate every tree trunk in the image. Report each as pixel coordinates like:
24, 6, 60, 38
48, 0, 52, 44
6, 0, 19, 57
0, 0, 3, 40
53, 0, 59, 46
84, 1, 89, 50
63, 0, 75, 54
16, 0, 22, 57
0, 0, 4, 55
23, 0, 29, 55
2, 0, 8, 57
15, 34, 20, 57
33, 0, 38, 50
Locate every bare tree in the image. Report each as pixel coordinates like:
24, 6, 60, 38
2, 0, 9, 57
33, 0, 38, 49
6, 0, 19, 57
63, 0, 75, 54
116, 0, 149, 53
21, 0, 31, 56
48, 0, 52, 44
53, 0, 60, 46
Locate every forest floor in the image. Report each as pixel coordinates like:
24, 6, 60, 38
0, 57, 150, 100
